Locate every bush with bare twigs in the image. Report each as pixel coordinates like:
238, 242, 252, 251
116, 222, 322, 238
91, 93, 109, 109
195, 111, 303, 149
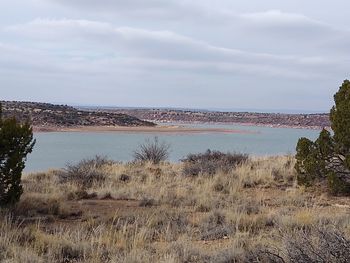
58, 155, 113, 188
181, 149, 248, 177
133, 137, 170, 164
250, 226, 350, 263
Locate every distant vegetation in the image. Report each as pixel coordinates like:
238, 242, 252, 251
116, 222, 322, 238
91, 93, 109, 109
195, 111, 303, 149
116, 108, 330, 129
1, 101, 155, 129
296, 80, 350, 195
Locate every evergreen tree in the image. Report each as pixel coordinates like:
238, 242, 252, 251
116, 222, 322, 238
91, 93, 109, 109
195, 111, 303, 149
331, 80, 350, 149
295, 80, 350, 194
0, 102, 36, 206
295, 137, 319, 186
315, 128, 334, 175
330, 80, 350, 169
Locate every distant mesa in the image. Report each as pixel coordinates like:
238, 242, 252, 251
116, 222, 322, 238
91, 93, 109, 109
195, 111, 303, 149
105, 108, 331, 130
1, 101, 156, 130
1, 101, 331, 131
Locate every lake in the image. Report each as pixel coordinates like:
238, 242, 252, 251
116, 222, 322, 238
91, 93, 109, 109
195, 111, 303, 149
25, 123, 320, 172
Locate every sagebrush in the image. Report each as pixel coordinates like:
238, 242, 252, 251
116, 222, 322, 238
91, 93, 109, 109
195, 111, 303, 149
181, 149, 248, 176
58, 155, 113, 188
133, 137, 170, 164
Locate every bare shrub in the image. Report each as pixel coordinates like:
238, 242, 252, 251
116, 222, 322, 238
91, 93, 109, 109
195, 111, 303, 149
147, 209, 189, 241
199, 211, 233, 241
211, 249, 245, 263
181, 150, 248, 177
166, 242, 211, 263
250, 226, 350, 263
59, 155, 113, 188
67, 189, 97, 200
245, 248, 285, 263
283, 227, 350, 262
133, 137, 170, 164
12, 194, 71, 218
139, 198, 156, 207
119, 173, 130, 182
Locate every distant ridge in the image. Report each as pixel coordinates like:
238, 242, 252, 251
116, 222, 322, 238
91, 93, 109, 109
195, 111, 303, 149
1, 101, 155, 129
96, 108, 331, 129
77, 105, 328, 114
1, 101, 330, 130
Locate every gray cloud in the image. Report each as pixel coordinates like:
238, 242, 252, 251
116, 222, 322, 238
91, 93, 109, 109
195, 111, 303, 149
1, 0, 349, 111
50, 0, 212, 21
45, 1, 350, 55
240, 10, 329, 29
5, 18, 344, 79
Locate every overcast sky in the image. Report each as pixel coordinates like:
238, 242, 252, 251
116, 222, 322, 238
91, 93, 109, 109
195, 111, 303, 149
1, 0, 349, 112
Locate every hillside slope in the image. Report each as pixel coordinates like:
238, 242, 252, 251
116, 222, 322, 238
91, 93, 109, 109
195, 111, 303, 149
114, 108, 330, 129
1, 101, 155, 128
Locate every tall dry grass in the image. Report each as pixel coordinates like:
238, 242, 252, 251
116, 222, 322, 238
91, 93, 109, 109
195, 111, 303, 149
0, 155, 349, 262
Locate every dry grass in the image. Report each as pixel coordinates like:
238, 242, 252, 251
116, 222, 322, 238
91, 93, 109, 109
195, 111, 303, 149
0, 155, 349, 262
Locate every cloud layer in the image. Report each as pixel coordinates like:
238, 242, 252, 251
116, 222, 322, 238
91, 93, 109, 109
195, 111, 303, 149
1, 0, 349, 111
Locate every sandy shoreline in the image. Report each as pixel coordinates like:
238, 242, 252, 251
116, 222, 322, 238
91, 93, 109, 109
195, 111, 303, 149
33, 125, 258, 134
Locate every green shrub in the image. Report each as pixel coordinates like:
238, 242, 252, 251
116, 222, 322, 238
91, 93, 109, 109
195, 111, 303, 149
295, 80, 350, 194
0, 103, 35, 206
327, 172, 350, 195
295, 137, 320, 186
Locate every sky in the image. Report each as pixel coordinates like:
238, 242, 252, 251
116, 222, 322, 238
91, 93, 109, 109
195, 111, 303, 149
1, 0, 350, 112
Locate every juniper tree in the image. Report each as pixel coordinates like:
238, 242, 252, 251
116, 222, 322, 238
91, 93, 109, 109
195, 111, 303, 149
0, 102, 36, 206
295, 137, 319, 186
330, 80, 350, 171
295, 80, 350, 194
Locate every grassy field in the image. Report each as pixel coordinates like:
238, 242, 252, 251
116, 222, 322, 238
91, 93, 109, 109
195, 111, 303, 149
1, 156, 349, 262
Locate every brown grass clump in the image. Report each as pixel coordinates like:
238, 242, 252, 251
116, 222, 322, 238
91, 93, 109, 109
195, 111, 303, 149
181, 150, 248, 177
58, 155, 114, 188
0, 155, 349, 262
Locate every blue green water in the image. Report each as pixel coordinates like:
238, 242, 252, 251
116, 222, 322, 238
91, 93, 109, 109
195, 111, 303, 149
25, 123, 320, 172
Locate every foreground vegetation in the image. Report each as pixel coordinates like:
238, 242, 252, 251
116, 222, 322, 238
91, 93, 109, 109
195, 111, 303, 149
0, 103, 36, 206
295, 79, 350, 194
1, 155, 349, 262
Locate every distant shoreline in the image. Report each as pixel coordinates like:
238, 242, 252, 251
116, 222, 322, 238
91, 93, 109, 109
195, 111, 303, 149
32, 125, 258, 134
110, 108, 330, 129
32, 122, 325, 134
2, 101, 329, 131
156, 121, 327, 131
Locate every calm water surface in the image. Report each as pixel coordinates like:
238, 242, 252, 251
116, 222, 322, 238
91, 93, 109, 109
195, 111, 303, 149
26, 123, 320, 172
